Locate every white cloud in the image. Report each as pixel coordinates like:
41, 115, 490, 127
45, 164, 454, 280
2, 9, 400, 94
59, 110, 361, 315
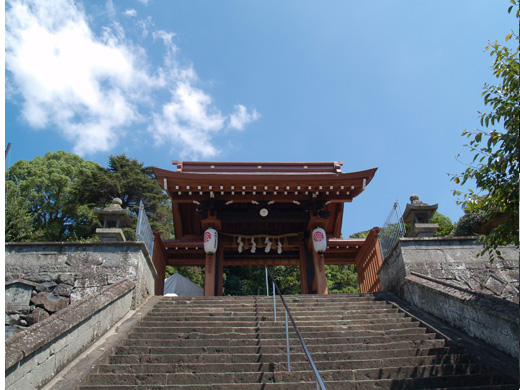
229, 104, 260, 130
5, 0, 152, 154
136, 16, 153, 38
5, 0, 259, 158
124, 8, 137, 17
153, 30, 177, 52
151, 80, 225, 158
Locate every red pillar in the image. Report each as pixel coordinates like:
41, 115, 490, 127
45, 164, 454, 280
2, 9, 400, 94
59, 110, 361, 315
200, 215, 222, 297
299, 243, 309, 294
216, 244, 224, 296
312, 251, 328, 295
204, 253, 216, 296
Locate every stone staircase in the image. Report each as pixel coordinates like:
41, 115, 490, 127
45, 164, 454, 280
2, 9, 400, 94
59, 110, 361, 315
79, 294, 517, 389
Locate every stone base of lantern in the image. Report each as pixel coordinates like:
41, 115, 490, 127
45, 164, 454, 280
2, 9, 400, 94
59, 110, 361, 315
96, 228, 126, 242
409, 223, 439, 238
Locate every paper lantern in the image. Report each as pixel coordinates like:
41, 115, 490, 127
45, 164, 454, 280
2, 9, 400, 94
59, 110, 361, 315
312, 227, 327, 253
203, 228, 218, 255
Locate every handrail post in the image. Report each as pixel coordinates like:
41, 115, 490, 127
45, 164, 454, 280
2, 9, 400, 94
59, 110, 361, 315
265, 266, 269, 296
272, 279, 277, 322
285, 308, 290, 372
266, 267, 326, 390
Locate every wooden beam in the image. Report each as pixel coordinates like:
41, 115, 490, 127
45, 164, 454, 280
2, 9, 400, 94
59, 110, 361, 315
223, 259, 300, 266
170, 193, 354, 203
218, 209, 309, 223
200, 215, 221, 231
172, 203, 184, 240
333, 203, 344, 239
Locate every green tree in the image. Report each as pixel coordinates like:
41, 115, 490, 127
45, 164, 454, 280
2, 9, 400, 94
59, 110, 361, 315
5, 151, 174, 242
451, 210, 488, 237
326, 265, 359, 293
100, 155, 174, 240
271, 266, 301, 295
6, 151, 102, 241
431, 212, 453, 237
5, 180, 40, 242
452, 2, 519, 259
223, 266, 268, 296
165, 265, 205, 287
349, 230, 369, 239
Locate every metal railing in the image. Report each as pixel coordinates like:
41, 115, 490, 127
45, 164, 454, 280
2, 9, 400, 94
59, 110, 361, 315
136, 200, 154, 258
265, 266, 327, 390
379, 199, 406, 259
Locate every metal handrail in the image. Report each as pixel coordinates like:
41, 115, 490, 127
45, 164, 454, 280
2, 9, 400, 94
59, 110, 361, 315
265, 267, 327, 390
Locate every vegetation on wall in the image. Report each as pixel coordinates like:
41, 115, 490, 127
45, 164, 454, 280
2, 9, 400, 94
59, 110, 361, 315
452, 2, 519, 260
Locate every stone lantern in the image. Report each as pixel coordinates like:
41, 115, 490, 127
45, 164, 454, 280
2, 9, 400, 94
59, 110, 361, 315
402, 194, 439, 237
95, 198, 133, 242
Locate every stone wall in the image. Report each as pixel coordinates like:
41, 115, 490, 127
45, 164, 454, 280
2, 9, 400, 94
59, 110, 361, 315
404, 272, 519, 358
379, 237, 519, 302
5, 242, 158, 338
5, 279, 135, 390
379, 237, 519, 358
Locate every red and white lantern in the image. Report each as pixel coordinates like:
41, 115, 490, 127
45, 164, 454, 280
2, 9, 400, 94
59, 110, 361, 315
204, 228, 218, 255
312, 227, 327, 254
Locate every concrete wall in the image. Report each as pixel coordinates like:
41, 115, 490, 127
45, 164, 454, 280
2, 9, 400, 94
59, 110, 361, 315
5, 242, 158, 337
379, 237, 519, 358
5, 279, 135, 390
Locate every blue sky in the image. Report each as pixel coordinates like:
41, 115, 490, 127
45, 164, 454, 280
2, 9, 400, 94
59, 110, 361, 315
4, 0, 516, 237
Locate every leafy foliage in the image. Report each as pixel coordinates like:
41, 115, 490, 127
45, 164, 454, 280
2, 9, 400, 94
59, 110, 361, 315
271, 266, 301, 295
452, 2, 519, 259
98, 155, 174, 240
326, 265, 359, 293
451, 210, 488, 237
349, 230, 369, 239
6, 151, 102, 241
165, 263, 361, 296
223, 266, 266, 296
165, 265, 205, 287
431, 212, 453, 237
5, 180, 40, 242
5, 151, 174, 242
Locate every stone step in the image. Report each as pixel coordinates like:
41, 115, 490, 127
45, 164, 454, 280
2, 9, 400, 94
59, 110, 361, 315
144, 310, 406, 321
155, 298, 387, 305
148, 308, 397, 318
113, 339, 447, 356
126, 326, 432, 340
79, 383, 520, 390
84, 370, 507, 387
137, 317, 416, 329
108, 346, 465, 365
131, 321, 423, 335
159, 294, 380, 303
79, 293, 516, 390
152, 301, 391, 311
150, 306, 396, 314
153, 298, 390, 307
97, 355, 476, 374
122, 332, 440, 348
143, 316, 407, 327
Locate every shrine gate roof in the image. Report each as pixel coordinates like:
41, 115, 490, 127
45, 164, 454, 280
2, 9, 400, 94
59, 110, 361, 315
153, 161, 377, 245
